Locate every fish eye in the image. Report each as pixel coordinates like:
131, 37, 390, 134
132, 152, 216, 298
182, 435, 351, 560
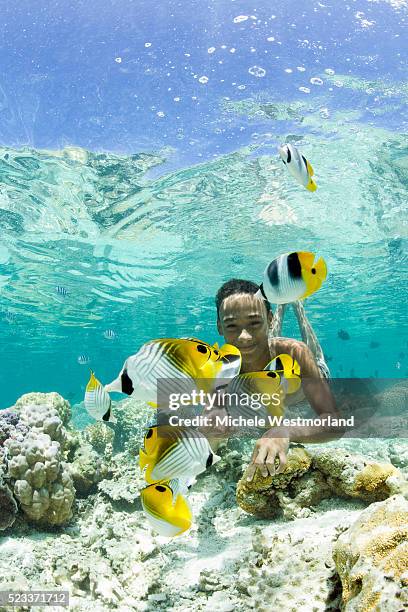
267, 371, 277, 378
145, 428, 153, 439
155, 485, 167, 492
213, 350, 219, 356
197, 344, 208, 354
311, 268, 316, 274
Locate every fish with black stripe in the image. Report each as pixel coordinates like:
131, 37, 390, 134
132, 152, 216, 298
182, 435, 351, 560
141, 478, 192, 537
256, 251, 327, 304
84, 371, 116, 423
104, 337, 241, 405
279, 143, 317, 191
226, 353, 301, 418
139, 425, 220, 484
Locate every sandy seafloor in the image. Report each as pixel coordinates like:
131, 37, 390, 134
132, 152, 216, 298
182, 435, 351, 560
1, 392, 408, 612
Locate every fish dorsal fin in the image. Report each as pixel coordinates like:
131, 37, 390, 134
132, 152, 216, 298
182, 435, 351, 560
213, 342, 219, 350
86, 370, 98, 391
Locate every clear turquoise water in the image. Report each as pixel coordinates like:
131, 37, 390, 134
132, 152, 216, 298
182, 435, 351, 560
0, 105, 407, 408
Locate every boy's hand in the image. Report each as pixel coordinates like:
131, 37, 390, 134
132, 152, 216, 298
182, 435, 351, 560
246, 435, 289, 481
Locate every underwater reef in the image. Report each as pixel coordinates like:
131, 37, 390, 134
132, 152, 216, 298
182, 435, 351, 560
0, 392, 408, 611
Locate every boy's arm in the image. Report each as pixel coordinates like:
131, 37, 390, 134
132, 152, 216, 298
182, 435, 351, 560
247, 337, 341, 480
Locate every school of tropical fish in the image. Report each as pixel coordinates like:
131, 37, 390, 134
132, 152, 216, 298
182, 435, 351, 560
83, 334, 305, 535
78, 143, 326, 536
79, 247, 330, 536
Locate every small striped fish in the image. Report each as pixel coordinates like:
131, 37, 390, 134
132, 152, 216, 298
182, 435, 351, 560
4, 310, 16, 323
78, 354, 91, 365
84, 371, 116, 422
103, 329, 116, 340
56, 285, 68, 297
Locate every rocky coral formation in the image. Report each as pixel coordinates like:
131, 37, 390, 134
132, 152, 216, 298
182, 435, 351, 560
0, 476, 18, 530
5, 430, 75, 525
110, 396, 155, 454
83, 421, 115, 455
333, 494, 408, 610
98, 452, 145, 504
388, 439, 408, 471
0, 409, 29, 460
3, 404, 75, 526
237, 446, 406, 519
13, 392, 71, 426
312, 447, 404, 502
68, 443, 112, 496
233, 526, 343, 611
16, 402, 67, 447
0, 410, 29, 530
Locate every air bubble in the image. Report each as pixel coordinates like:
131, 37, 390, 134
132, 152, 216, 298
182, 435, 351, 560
248, 65, 266, 77
233, 15, 249, 23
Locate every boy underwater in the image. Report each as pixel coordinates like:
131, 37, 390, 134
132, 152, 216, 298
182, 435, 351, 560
208, 279, 340, 481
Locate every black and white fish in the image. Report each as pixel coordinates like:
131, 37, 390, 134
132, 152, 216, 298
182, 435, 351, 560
78, 354, 91, 365
56, 286, 68, 297
104, 338, 241, 405
279, 143, 317, 191
140, 425, 220, 484
84, 371, 116, 423
256, 251, 327, 304
103, 329, 116, 340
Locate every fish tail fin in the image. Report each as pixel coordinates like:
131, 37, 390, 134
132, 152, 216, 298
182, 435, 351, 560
306, 179, 317, 192
210, 452, 221, 465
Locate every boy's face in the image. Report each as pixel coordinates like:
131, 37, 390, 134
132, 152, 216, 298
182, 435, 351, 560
217, 293, 272, 370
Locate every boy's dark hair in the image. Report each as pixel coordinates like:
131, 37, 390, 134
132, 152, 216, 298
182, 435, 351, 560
215, 278, 271, 318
